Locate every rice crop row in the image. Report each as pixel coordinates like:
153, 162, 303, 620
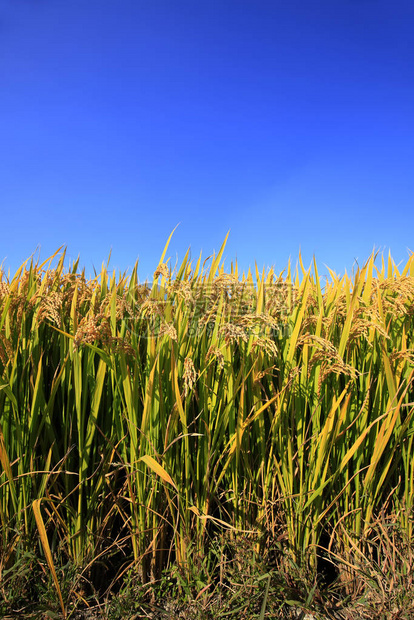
0, 235, 413, 613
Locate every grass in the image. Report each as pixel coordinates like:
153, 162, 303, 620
0, 235, 413, 618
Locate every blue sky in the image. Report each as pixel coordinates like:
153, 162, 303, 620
1, 0, 413, 281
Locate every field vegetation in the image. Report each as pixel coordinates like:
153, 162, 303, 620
1, 234, 414, 618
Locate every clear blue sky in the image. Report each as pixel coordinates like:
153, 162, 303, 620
1, 0, 413, 281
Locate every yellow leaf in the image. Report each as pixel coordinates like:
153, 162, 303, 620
33, 499, 66, 619
139, 455, 177, 490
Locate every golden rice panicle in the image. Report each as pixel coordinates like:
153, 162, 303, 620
389, 349, 414, 364
154, 263, 170, 279
73, 313, 112, 351
168, 279, 193, 303
206, 346, 225, 369
378, 276, 414, 316
297, 333, 359, 388
38, 291, 63, 327
0, 333, 13, 367
183, 356, 197, 397
141, 298, 166, 319
219, 322, 248, 345
159, 322, 178, 341
0, 281, 10, 298
251, 336, 278, 357
98, 291, 134, 320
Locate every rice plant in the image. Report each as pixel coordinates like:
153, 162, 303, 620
0, 237, 413, 616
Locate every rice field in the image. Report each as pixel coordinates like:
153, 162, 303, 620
1, 235, 414, 618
